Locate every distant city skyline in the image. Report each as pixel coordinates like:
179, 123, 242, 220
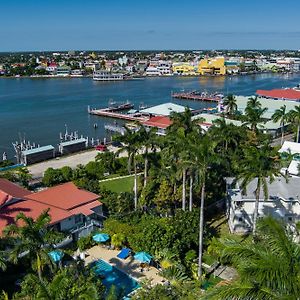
1, 0, 300, 51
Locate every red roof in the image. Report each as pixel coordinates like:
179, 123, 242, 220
0, 178, 31, 199
0, 199, 72, 233
26, 182, 100, 210
0, 181, 102, 235
142, 116, 172, 129
256, 89, 300, 101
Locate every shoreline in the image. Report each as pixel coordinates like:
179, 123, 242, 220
0, 70, 291, 80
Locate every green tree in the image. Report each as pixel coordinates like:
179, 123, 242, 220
204, 217, 300, 299
60, 166, 73, 181
138, 125, 157, 187
271, 104, 289, 145
288, 105, 300, 143
42, 168, 64, 187
188, 134, 218, 278
3, 209, 64, 269
223, 94, 238, 116
154, 179, 174, 212
14, 261, 105, 299
117, 126, 141, 210
236, 142, 284, 234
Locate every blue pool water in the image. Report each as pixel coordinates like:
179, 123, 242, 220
91, 259, 139, 297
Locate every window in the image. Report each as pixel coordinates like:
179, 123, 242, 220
75, 215, 82, 223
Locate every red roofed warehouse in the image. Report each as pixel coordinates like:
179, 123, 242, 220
0, 179, 103, 240
256, 89, 300, 101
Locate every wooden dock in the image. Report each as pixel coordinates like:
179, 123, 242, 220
89, 108, 148, 122
172, 91, 223, 102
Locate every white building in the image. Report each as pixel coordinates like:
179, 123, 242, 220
279, 141, 300, 177
226, 177, 300, 234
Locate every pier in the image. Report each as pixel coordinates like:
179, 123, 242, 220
172, 91, 223, 102
89, 108, 148, 122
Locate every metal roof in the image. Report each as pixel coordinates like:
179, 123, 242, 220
235, 95, 299, 119
22, 145, 55, 156
60, 138, 87, 147
140, 102, 188, 116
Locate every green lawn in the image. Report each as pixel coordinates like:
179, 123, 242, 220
99, 176, 134, 193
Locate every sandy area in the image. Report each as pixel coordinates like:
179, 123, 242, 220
85, 245, 164, 284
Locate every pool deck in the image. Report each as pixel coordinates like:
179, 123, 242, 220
85, 246, 164, 285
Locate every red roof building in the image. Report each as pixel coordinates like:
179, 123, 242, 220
0, 181, 102, 237
256, 89, 300, 101
142, 116, 172, 136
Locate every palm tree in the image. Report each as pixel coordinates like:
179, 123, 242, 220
236, 142, 284, 234
188, 133, 218, 278
223, 94, 237, 116
0, 252, 7, 271
3, 209, 64, 267
288, 105, 300, 143
117, 126, 141, 210
243, 98, 268, 133
168, 108, 202, 211
138, 125, 157, 187
204, 217, 300, 299
271, 105, 288, 145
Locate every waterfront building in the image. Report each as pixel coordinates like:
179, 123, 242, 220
145, 66, 162, 76
20, 145, 55, 165
172, 62, 197, 75
140, 102, 188, 116
56, 65, 71, 76
226, 177, 300, 233
142, 116, 172, 135
71, 69, 83, 76
198, 56, 226, 75
46, 62, 57, 73
93, 70, 124, 81
0, 179, 103, 240
225, 61, 239, 74
256, 88, 300, 101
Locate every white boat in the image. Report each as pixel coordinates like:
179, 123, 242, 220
93, 70, 124, 81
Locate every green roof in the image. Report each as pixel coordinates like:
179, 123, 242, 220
22, 145, 55, 156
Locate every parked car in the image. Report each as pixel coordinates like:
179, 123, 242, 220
111, 141, 122, 148
95, 144, 107, 151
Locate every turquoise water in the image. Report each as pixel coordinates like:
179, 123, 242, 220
91, 259, 139, 297
1, 73, 300, 159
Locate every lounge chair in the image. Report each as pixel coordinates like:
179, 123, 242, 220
117, 248, 131, 260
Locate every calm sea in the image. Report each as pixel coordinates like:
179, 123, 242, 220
1, 73, 300, 160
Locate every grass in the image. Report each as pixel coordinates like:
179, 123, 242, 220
99, 176, 134, 193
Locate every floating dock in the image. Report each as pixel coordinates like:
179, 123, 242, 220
172, 91, 223, 102
89, 108, 148, 122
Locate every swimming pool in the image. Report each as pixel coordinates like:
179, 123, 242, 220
91, 259, 139, 297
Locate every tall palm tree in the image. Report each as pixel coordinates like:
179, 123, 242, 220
271, 105, 288, 145
288, 105, 300, 143
204, 217, 300, 299
117, 126, 141, 210
188, 133, 218, 278
3, 209, 63, 266
138, 125, 157, 187
167, 108, 202, 211
236, 142, 283, 234
223, 94, 238, 116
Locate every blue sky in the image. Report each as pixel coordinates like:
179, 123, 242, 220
1, 0, 300, 51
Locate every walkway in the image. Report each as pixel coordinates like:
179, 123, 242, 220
85, 246, 164, 284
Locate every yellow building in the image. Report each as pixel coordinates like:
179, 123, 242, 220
198, 57, 226, 75
172, 63, 197, 75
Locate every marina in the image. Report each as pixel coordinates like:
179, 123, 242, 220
2, 74, 300, 160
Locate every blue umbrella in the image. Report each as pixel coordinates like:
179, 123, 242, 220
93, 233, 110, 243
134, 252, 152, 263
48, 250, 64, 263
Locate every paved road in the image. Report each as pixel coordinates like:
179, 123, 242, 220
28, 146, 126, 179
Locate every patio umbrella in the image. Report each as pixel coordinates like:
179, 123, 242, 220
48, 250, 64, 263
134, 251, 152, 263
93, 233, 110, 243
